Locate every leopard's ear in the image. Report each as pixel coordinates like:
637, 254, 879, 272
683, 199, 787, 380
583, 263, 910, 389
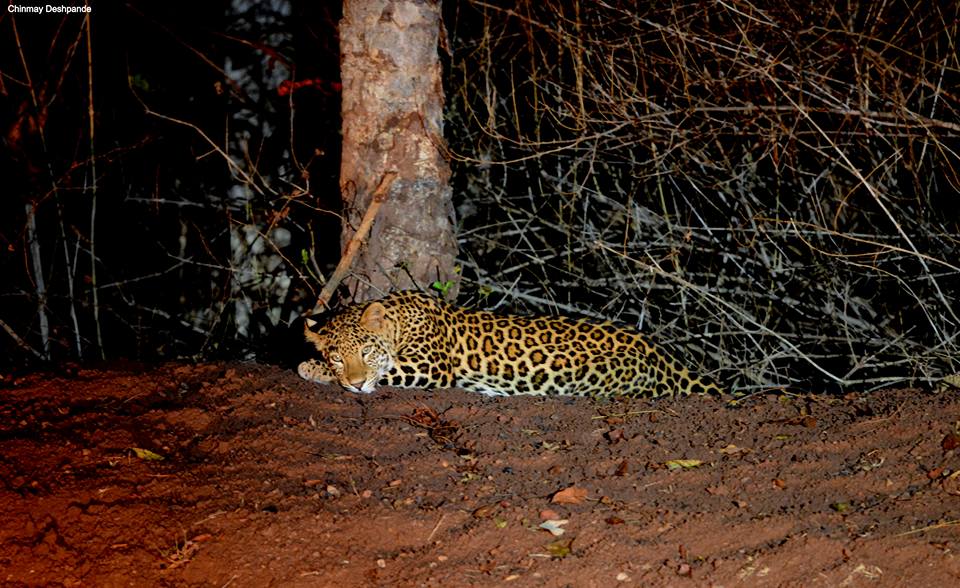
305, 317, 318, 329
303, 321, 326, 349
360, 301, 388, 332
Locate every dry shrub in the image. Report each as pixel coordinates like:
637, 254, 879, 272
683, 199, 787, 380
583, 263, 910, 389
445, 0, 960, 392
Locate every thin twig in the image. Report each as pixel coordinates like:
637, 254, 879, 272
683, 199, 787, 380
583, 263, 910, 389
85, 12, 104, 359
12, 17, 52, 361
311, 172, 399, 313
0, 318, 46, 361
426, 513, 446, 543
894, 519, 960, 537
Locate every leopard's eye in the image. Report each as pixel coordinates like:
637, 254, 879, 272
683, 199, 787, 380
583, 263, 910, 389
328, 351, 343, 363
360, 344, 374, 356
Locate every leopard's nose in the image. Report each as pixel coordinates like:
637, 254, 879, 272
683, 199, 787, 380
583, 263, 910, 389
349, 377, 366, 389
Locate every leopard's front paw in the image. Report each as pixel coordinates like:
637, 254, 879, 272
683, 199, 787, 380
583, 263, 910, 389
297, 359, 336, 384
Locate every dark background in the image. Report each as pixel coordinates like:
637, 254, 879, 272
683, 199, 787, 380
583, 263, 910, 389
2, 1, 342, 363
2, 0, 958, 393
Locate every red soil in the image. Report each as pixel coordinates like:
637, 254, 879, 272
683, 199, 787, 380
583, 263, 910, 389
2, 363, 959, 586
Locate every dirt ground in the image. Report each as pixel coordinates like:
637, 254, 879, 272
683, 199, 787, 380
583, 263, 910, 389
1, 363, 959, 587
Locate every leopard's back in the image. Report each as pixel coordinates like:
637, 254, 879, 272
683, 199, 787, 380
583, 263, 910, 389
442, 307, 720, 398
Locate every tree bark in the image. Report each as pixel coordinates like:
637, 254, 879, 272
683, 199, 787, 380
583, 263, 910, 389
339, 0, 459, 302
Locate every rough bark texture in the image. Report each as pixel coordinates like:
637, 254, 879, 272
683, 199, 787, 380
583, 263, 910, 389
339, 0, 459, 302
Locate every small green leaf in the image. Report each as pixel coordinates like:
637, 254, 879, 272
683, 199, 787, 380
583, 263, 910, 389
830, 501, 851, 513
128, 74, 150, 92
545, 538, 573, 558
431, 280, 455, 296
494, 517, 508, 529
131, 447, 164, 461
665, 459, 703, 471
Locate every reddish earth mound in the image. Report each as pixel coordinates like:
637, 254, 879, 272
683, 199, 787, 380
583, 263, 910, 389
2, 363, 959, 586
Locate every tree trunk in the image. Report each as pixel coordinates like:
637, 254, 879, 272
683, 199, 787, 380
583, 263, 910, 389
339, 0, 459, 302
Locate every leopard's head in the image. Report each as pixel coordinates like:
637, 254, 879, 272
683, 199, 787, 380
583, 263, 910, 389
304, 301, 395, 393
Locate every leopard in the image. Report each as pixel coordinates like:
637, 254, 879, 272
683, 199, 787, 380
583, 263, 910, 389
297, 290, 724, 398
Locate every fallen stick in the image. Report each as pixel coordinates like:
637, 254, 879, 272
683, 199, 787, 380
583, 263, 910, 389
311, 171, 399, 314
0, 318, 46, 361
